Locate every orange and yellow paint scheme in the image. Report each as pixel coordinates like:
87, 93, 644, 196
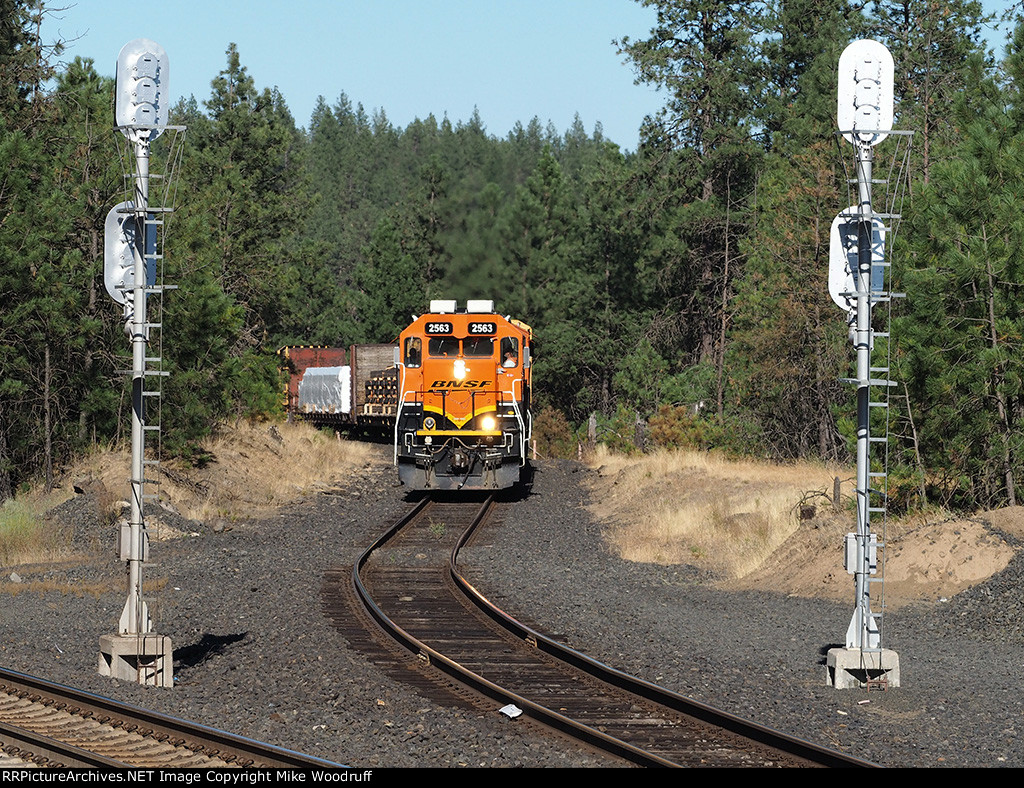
395, 300, 532, 490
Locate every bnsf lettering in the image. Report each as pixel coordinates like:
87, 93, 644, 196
430, 380, 492, 389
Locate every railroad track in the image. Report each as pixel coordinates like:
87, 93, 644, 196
326, 494, 878, 768
0, 668, 345, 768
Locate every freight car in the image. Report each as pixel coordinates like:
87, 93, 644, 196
279, 344, 398, 429
394, 299, 532, 491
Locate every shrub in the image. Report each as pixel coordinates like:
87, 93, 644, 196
648, 404, 709, 450
532, 406, 577, 459
0, 499, 57, 565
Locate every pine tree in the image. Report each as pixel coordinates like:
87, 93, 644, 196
49, 57, 124, 449
721, 0, 861, 459
729, 147, 850, 460
870, 0, 992, 185
616, 0, 763, 398
349, 216, 424, 343
0, 0, 68, 498
499, 148, 576, 320
762, 0, 864, 151
898, 42, 1024, 508
159, 45, 317, 450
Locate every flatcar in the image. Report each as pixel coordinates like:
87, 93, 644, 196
394, 299, 532, 490
279, 344, 397, 430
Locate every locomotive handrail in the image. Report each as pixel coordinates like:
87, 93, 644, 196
511, 377, 527, 461
393, 363, 408, 464
509, 397, 527, 466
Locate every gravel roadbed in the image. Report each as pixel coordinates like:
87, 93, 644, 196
2, 449, 1021, 768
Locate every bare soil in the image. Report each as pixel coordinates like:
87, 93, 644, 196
721, 511, 1018, 608
584, 453, 1020, 610
6, 432, 1023, 767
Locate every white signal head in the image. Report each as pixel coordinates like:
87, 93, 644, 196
828, 207, 886, 314
837, 39, 894, 146
115, 39, 169, 140
104, 203, 156, 304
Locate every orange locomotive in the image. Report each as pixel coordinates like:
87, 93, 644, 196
395, 299, 532, 490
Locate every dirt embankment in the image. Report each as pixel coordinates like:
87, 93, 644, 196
584, 448, 1019, 609
723, 512, 1017, 608
22, 432, 1019, 611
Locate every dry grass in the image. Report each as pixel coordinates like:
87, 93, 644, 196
61, 420, 376, 524
586, 445, 847, 579
0, 573, 125, 597
158, 421, 376, 523
0, 420, 377, 569
0, 499, 63, 567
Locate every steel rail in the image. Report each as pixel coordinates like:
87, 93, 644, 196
0, 667, 346, 769
449, 516, 878, 769
0, 719, 128, 768
352, 496, 678, 766
351, 495, 879, 768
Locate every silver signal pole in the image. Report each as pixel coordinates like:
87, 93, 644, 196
850, 140, 878, 653
99, 39, 180, 688
124, 131, 152, 637
827, 39, 901, 690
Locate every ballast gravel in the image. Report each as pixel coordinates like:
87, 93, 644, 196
1, 447, 1022, 768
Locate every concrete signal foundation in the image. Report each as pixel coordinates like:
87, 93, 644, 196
827, 647, 900, 689
99, 633, 174, 688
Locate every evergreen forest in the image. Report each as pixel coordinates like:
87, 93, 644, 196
2, 0, 1022, 514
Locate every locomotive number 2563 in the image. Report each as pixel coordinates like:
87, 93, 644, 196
468, 322, 496, 335
425, 322, 453, 335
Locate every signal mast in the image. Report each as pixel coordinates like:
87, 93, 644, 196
99, 39, 185, 687
827, 39, 909, 690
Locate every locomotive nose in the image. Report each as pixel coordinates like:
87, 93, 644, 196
395, 301, 531, 491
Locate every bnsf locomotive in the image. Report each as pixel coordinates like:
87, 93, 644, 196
395, 300, 532, 490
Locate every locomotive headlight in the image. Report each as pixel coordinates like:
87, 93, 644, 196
481, 415, 497, 431
453, 359, 467, 380
423, 416, 436, 430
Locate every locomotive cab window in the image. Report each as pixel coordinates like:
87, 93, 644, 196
404, 337, 422, 368
501, 337, 519, 367
428, 337, 460, 358
463, 337, 493, 357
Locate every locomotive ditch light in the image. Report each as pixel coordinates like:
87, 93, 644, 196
481, 415, 497, 431
423, 416, 436, 430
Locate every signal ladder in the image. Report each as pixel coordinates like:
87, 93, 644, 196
839, 203, 904, 676
118, 203, 176, 516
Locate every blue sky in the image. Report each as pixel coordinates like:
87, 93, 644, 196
42, 0, 664, 152
42, 1, 1019, 153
